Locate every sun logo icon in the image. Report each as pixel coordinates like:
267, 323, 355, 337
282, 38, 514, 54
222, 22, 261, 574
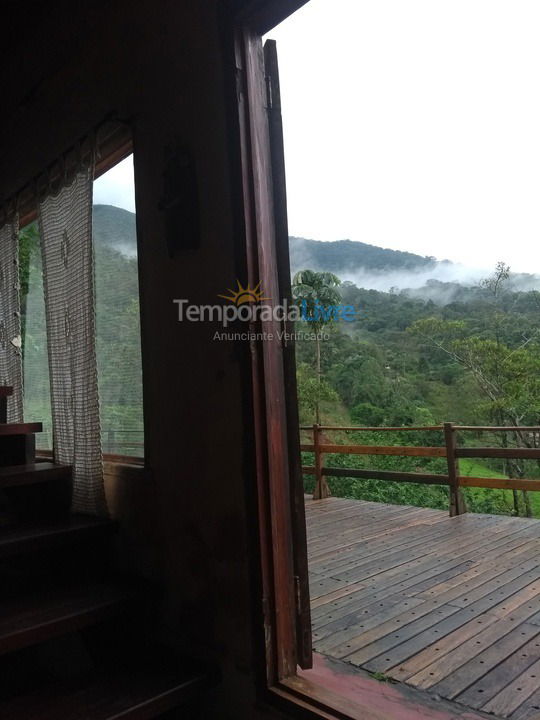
218, 280, 269, 305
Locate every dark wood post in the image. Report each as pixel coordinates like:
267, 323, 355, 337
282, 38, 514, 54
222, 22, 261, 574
444, 422, 465, 516
312, 424, 331, 500
313, 424, 322, 499
0, 386, 13, 424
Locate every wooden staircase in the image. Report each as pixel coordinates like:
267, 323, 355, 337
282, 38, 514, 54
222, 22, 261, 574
0, 387, 213, 718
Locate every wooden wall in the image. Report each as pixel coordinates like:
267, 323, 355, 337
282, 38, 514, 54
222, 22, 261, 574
0, 3, 281, 717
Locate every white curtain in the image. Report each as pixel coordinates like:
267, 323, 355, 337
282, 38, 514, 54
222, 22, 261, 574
0, 214, 23, 422
38, 162, 106, 515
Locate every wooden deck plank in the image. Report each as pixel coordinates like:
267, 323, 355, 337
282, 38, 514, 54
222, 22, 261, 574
509, 687, 540, 720
306, 497, 540, 720
482, 654, 540, 717
455, 630, 540, 709
311, 519, 484, 577
312, 563, 472, 629
313, 593, 424, 644
425, 622, 540, 699
311, 529, 538, 623
396, 593, 540, 685
387, 612, 501, 683
327, 522, 536, 587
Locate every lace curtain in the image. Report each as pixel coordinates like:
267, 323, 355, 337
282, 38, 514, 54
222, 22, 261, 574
0, 215, 23, 422
38, 161, 106, 515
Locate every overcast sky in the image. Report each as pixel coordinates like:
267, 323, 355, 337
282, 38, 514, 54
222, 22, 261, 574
94, 155, 135, 213
95, 2, 540, 274
268, 0, 540, 273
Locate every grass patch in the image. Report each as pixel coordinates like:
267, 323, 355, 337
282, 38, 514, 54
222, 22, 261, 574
460, 459, 540, 517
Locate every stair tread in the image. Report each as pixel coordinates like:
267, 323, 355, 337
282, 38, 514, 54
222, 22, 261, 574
0, 515, 115, 558
0, 580, 140, 656
0, 423, 42, 435
0, 462, 71, 488
0, 656, 211, 719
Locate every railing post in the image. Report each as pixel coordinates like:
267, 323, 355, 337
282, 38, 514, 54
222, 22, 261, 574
312, 424, 331, 500
444, 422, 465, 516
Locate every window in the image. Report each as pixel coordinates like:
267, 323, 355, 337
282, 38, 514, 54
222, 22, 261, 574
20, 148, 144, 462
93, 155, 144, 460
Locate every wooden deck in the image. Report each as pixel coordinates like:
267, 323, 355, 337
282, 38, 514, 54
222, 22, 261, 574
306, 497, 540, 720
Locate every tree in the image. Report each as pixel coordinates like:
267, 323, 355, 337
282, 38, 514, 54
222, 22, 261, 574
296, 363, 339, 424
409, 263, 540, 516
292, 270, 342, 423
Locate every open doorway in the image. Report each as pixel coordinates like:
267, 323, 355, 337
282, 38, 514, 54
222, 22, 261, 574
258, 2, 540, 717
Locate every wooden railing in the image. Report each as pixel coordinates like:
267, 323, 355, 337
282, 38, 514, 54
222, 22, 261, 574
300, 423, 540, 516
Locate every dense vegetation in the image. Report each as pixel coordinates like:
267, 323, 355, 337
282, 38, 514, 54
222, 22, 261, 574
17, 205, 540, 510
294, 259, 540, 518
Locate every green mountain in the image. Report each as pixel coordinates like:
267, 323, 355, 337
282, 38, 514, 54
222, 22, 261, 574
92, 207, 540, 301
93, 204, 137, 258
289, 236, 440, 274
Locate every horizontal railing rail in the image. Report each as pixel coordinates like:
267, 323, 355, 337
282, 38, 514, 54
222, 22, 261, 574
300, 423, 540, 515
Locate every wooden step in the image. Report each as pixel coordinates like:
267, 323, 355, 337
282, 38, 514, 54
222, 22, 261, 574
0, 581, 141, 656
0, 463, 71, 489
0, 656, 212, 719
0, 422, 42, 436
0, 515, 115, 559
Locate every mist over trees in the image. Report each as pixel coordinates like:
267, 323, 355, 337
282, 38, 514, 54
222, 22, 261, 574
294, 259, 540, 518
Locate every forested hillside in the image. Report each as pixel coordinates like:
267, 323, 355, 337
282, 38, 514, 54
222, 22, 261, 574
290, 236, 540, 298
290, 236, 439, 273
293, 261, 540, 518
18, 205, 540, 514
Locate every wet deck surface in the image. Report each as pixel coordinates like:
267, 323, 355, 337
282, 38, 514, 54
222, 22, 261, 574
306, 496, 540, 719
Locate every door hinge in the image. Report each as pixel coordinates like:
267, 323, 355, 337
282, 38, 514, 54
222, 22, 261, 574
294, 575, 302, 614
265, 74, 273, 110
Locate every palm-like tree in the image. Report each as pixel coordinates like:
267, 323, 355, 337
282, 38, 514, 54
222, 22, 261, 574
292, 270, 342, 423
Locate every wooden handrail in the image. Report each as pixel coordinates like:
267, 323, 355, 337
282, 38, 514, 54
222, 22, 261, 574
455, 425, 540, 432
299, 424, 443, 432
318, 444, 447, 457
301, 422, 540, 515
300, 423, 540, 433
322, 467, 449, 485
457, 447, 540, 459
460, 476, 540, 491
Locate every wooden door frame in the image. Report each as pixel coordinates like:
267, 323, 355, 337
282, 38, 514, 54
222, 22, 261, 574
234, 20, 299, 683
229, 0, 334, 708
229, 3, 393, 718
